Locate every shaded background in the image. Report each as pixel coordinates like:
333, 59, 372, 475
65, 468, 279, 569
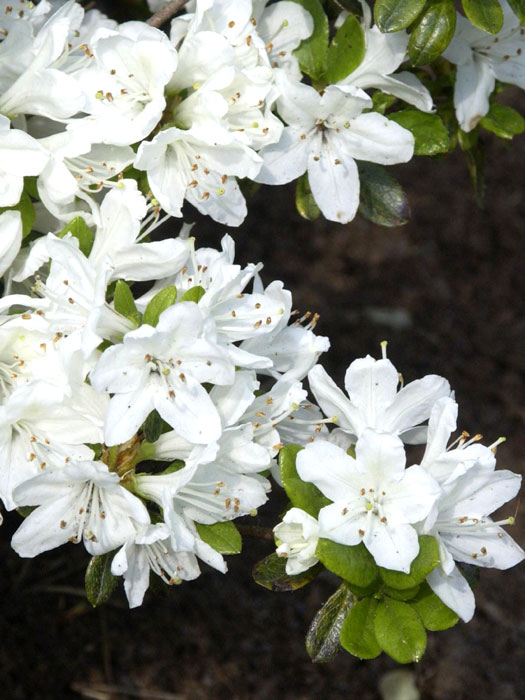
1, 3, 525, 697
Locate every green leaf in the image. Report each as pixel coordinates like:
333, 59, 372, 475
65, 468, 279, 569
306, 582, 355, 662
410, 582, 459, 630
379, 536, 440, 589
340, 596, 382, 659
388, 110, 450, 155
279, 444, 331, 517
325, 13, 365, 83
143, 409, 164, 443
374, 597, 427, 664
462, 0, 504, 34
507, 0, 525, 23
374, 0, 427, 32
179, 285, 206, 303
357, 162, 410, 227
24, 176, 40, 201
408, 0, 456, 66
291, 0, 329, 81
480, 102, 525, 139
253, 553, 322, 591
0, 193, 35, 239
196, 521, 242, 555
316, 538, 379, 588
57, 216, 94, 257
113, 280, 141, 325
295, 173, 321, 221
85, 553, 117, 607
383, 584, 421, 601
142, 285, 177, 327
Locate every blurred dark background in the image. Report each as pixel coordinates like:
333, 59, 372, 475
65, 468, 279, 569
1, 2, 524, 698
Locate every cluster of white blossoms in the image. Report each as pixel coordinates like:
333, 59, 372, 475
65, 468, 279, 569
274, 345, 524, 623
0, 173, 330, 606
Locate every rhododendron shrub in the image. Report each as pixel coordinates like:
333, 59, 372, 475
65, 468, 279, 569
0, 0, 523, 668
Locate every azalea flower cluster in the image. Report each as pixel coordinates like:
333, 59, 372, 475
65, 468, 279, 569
0, 175, 330, 606
273, 346, 524, 625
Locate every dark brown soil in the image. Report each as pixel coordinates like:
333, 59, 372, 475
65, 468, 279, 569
1, 6, 524, 697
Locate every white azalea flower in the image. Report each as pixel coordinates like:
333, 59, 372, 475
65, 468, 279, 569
135, 123, 261, 226
90, 302, 234, 446
11, 459, 150, 557
111, 522, 201, 608
297, 430, 440, 572
71, 21, 178, 146
308, 348, 450, 444
274, 507, 319, 575
443, 2, 525, 131
255, 71, 414, 223
423, 453, 524, 621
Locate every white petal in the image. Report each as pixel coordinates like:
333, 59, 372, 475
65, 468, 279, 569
384, 374, 451, 434
364, 519, 419, 572
342, 112, 414, 164
255, 126, 310, 185
307, 132, 360, 224
308, 364, 363, 435
344, 356, 399, 426
427, 564, 475, 622
355, 428, 407, 483
0, 210, 23, 277
454, 57, 495, 132
318, 501, 367, 546
297, 439, 361, 502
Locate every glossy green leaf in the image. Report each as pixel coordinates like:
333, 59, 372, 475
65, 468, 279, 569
253, 553, 322, 591
279, 444, 331, 517
295, 173, 321, 221
143, 409, 164, 443
462, 0, 504, 34
465, 143, 485, 208
340, 596, 382, 659
480, 102, 525, 139
315, 538, 379, 588
291, 0, 329, 81
57, 216, 94, 256
410, 582, 459, 630
389, 110, 450, 155
85, 553, 117, 607
142, 285, 177, 327
306, 582, 355, 662
507, 0, 525, 22
113, 280, 141, 325
379, 536, 440, 589
179, 285, 206, 303
372, 91, 397, 114
357, 162, 410, 227
408, 0, 457, 66
196, 521, 242, 555
374, 597, 427, 664
326, 13, 365, 83
374, 0, 426, 32
0, 193, 35, 239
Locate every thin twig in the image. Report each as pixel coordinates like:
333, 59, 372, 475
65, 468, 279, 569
147, 0, 186, 28
237, 524, 274, 541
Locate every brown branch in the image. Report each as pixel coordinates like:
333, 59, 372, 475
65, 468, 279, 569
147, 0, 186, 28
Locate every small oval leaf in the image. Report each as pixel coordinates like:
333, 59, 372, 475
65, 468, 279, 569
408, 0, 457, 66
57, 216, 94, 257
179, 285, 206, 303
253, 552, 322, 591
142, 285, 177, 327
507, 0, 525, 23
315, 538, 379, 588
462, 0, 504, 34
306, 582, 355, 662
295, 172, 321, 221
340, 596, 382, 659
480, 102, 525, 139
374, 597, 427, 664
85, 553, 117, 607
326, 13, 365, 83
388, 110, 450, 155
357, 162, 410, 227
291, 0, 329, 81
196, 521, 242, 555
374, 0, 427, 32
410, 582, 459, 630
